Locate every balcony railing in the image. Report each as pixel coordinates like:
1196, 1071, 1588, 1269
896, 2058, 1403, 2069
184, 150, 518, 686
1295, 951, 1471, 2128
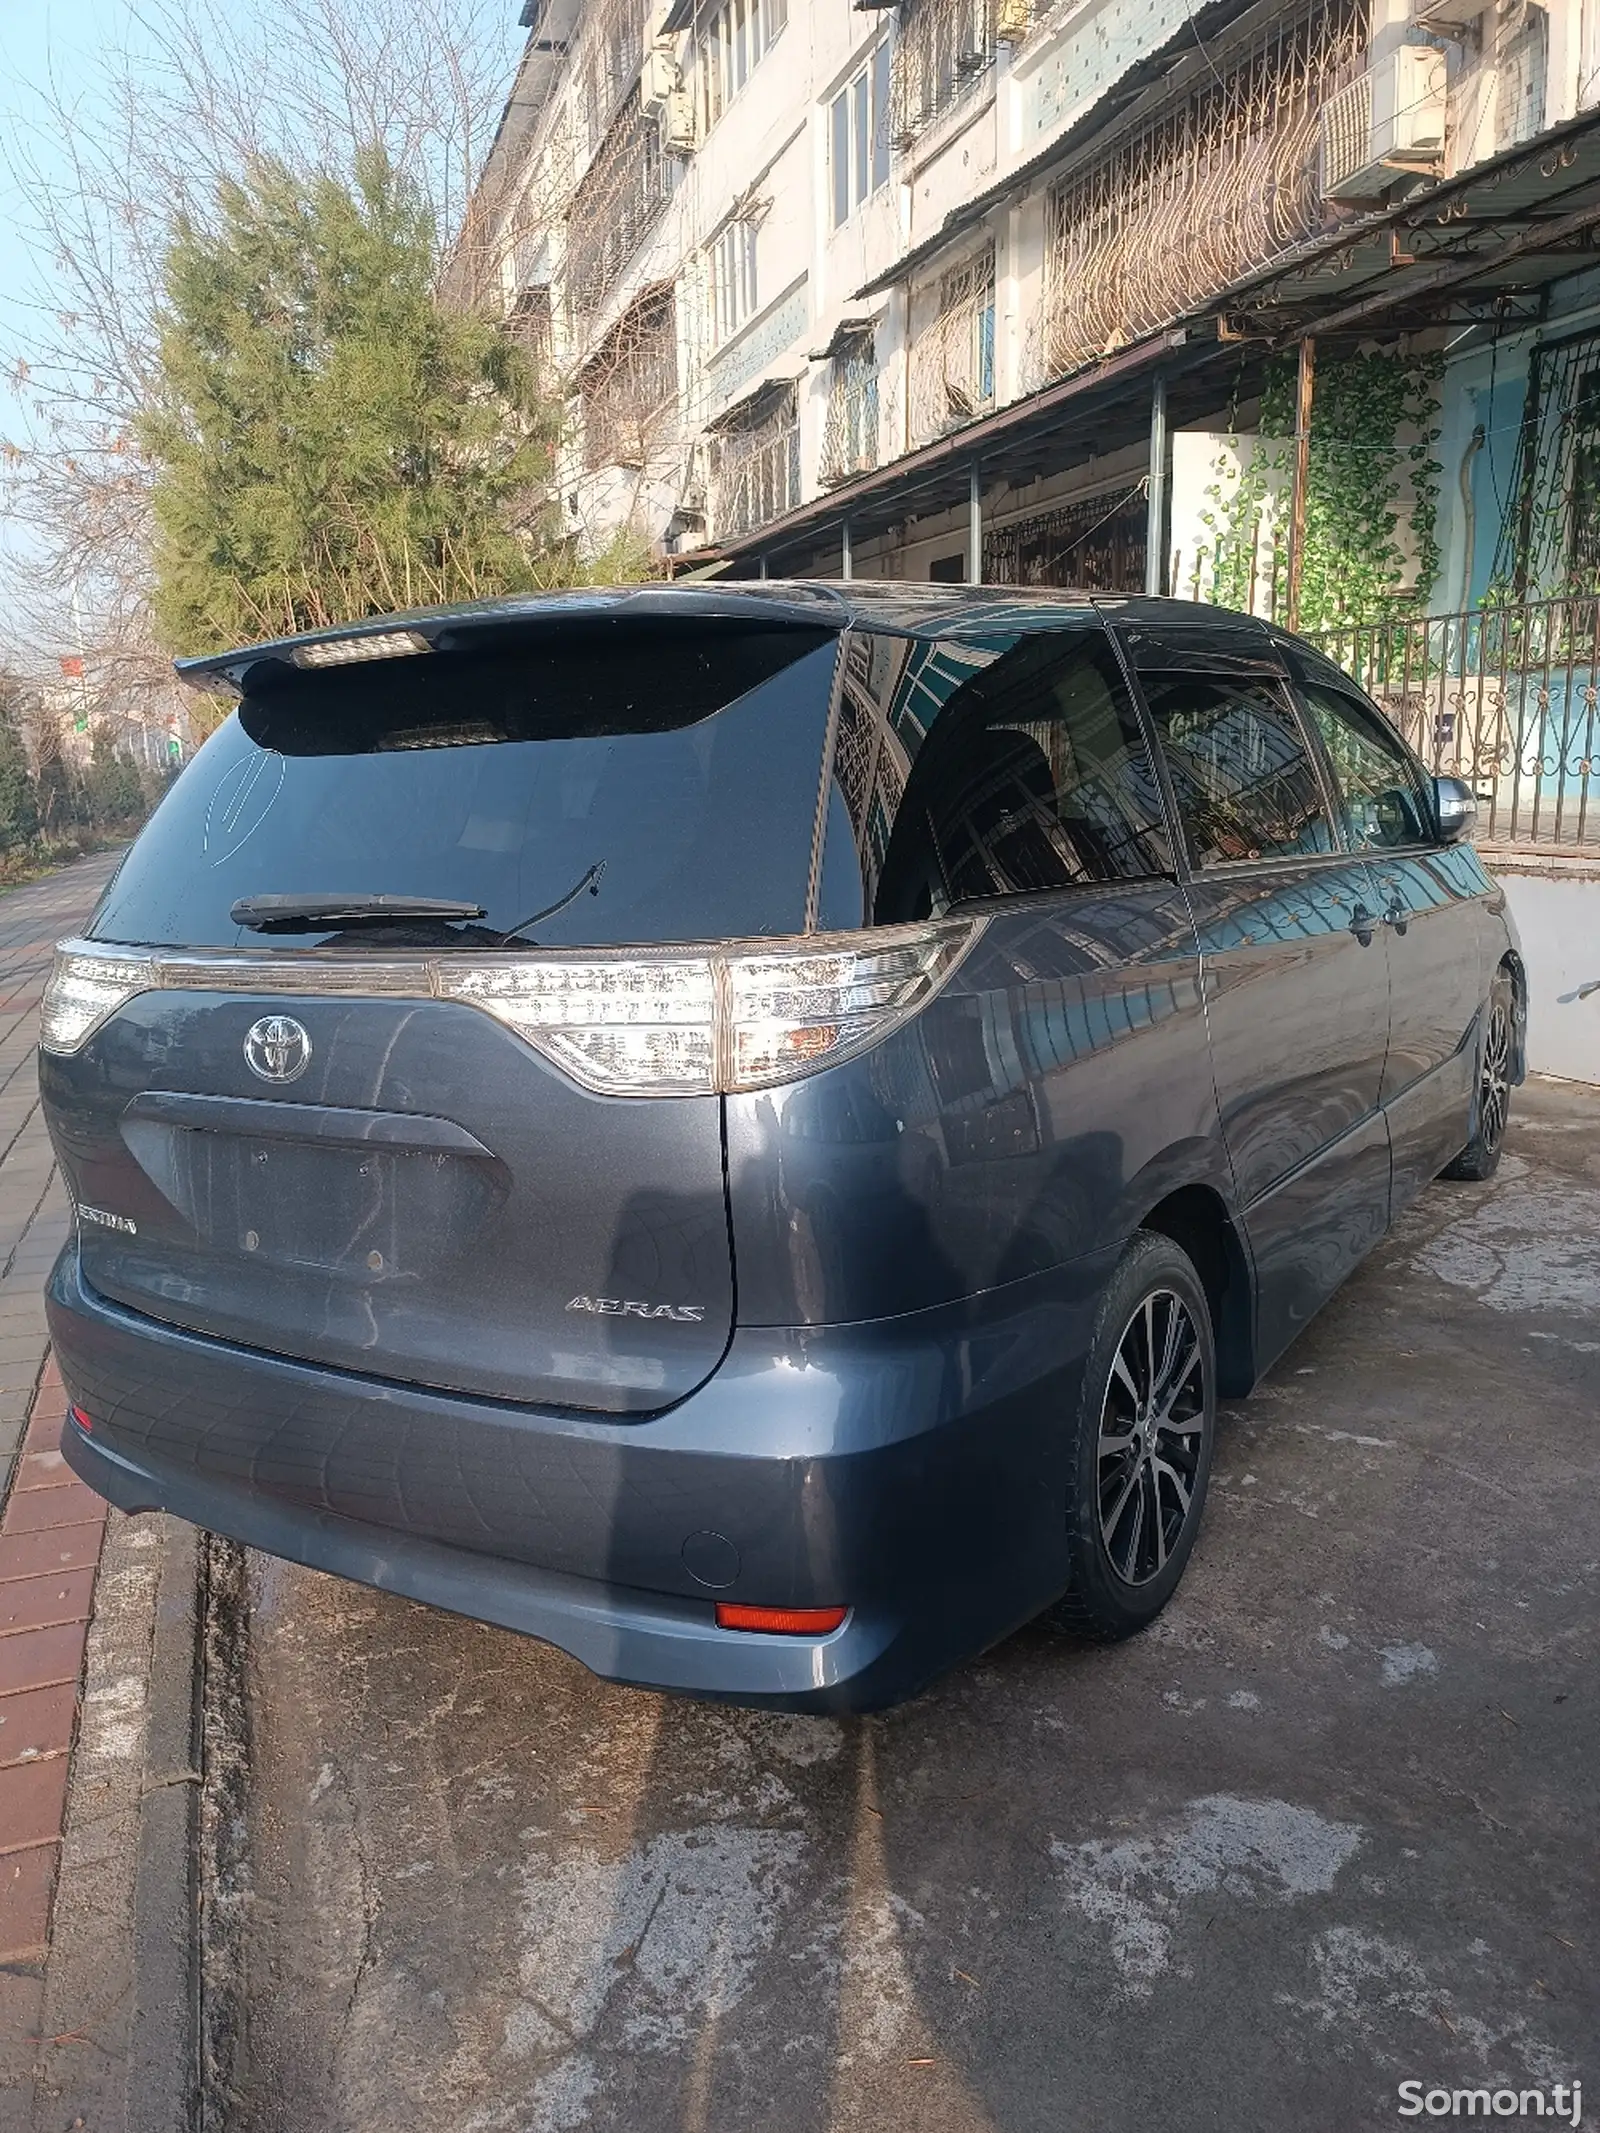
908, 248, 995, 447
1311, 597, 1600, 853
1036, 0, 1366, 385
890, 0, 996, 147
711, 385, 801, 540
819, 337, 879, 486
567, 91, 679, 322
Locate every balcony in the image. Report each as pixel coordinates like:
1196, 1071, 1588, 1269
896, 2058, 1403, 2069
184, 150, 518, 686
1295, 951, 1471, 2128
1037, 0, 1366, 384
889, 0, 997, 149
908, 247, 995, 447
567, 90, 681, 323
710, 381, 801, 540
819, 332, 879, 486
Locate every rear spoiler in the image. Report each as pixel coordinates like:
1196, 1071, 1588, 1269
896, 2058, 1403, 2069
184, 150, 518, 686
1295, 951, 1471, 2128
173, 585, 849, 698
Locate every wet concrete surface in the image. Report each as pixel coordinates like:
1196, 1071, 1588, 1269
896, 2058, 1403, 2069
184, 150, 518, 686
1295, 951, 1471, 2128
229, 1079, 1599, 2133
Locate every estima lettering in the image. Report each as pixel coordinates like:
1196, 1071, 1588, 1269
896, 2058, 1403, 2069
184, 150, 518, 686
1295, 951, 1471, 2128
566, 1295, 707, 1322
76, 1204, 138, 1237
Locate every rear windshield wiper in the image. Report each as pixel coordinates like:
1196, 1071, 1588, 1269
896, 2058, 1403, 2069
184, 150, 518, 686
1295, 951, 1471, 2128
231, 893, 487, 933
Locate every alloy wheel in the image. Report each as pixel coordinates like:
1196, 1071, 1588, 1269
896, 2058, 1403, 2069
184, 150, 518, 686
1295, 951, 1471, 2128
1480, 1001, 1512, 1154
1096, 1288, 1208, 1588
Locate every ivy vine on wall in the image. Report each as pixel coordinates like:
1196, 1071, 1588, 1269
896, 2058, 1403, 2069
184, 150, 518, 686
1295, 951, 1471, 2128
1201, 350, 1443, 630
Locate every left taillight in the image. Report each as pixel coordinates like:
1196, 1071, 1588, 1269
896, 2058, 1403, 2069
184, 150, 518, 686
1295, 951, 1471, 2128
40, 945, 157, 1056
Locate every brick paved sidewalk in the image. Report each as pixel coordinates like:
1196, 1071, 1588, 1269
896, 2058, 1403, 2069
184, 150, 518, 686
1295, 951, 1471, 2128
0, 855, 127, 1997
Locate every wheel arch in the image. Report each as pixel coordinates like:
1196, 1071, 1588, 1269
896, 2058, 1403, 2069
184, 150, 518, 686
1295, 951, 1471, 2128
1496, 947, 1528, 1084
1136, 1182, 1257, 1399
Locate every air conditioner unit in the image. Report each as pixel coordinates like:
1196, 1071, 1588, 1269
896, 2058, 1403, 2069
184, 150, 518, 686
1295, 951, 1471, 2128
641, 45, 681, 112
662, 87, 696, 152
1412, 0, 1493, 32
1321, 47, 1448, 200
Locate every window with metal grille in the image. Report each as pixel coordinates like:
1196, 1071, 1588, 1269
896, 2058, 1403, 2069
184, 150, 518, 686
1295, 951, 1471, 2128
579, 285, 679, 472
710, 382, 801, 540
566, 90, 680, 319
890, 0, 997, 147
1492, 326, 1600, 596
1038, 0, 1365, 385
908, 245, 995, 445
820, 331, 879, 484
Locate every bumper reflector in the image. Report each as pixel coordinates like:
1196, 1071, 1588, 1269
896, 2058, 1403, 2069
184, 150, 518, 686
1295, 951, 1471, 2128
69, 1405, 93, 1434
714, 1603, 848, 1636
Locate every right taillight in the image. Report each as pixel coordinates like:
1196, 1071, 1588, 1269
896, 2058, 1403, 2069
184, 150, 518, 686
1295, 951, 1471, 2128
435, 918, 982, 1097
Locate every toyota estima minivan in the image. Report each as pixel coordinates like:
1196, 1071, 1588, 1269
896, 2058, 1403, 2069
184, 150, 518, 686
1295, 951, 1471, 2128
40, 584, 1521, 1710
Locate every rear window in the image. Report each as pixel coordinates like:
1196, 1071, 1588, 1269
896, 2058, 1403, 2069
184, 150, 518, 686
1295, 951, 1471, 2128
92, 622, 840, 951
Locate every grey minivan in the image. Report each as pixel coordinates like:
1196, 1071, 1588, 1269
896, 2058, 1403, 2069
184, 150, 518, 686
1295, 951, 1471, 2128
40, 585, 1521, 1709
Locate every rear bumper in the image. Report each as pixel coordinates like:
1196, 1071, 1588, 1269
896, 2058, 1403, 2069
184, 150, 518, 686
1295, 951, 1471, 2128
48, 1244, 1111, 1710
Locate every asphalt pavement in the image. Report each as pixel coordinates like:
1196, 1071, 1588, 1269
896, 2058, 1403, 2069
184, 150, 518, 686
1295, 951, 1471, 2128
220, 1078, 1600, 2133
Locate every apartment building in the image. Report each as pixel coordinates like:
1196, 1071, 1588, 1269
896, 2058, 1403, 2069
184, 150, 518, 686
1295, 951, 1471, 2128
468, 0, 1600, 604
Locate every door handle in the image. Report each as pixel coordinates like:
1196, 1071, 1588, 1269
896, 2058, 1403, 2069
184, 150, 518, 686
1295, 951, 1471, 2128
1349, 903, 1376, 946
1381, 899, 1409, 936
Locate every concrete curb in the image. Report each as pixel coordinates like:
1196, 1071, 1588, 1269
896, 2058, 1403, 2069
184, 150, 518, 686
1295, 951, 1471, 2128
127, 1518, 202, 2133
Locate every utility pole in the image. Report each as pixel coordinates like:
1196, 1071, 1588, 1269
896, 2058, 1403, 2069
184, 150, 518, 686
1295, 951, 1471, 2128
1286, 337, 1316, 632
1145, 373, 1169, 596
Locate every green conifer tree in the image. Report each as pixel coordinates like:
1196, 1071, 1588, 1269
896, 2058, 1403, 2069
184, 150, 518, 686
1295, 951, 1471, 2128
139, 149, 562, 652
0, 674, 41, 856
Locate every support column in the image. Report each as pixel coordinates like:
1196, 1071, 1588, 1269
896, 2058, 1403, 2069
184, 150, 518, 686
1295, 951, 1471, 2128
758, 555, 768, 580
1286, 336, 1316, 632
841, 518, 854, 581
968, 464, 982, 585
1144, 373, 1168, 597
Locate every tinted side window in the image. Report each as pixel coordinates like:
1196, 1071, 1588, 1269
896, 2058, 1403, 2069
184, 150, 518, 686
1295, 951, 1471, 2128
818, 626, 1174, 927
1139, 672, 1334, 868
1296, 680, 1434, 850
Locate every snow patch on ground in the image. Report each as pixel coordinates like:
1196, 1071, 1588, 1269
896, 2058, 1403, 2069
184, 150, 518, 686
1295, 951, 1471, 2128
1379, 1642, 1439, 1688
502, 1825, 806, 2082
1416, 1179, 1600, 1316
1052, 1795, 1363, 1996
1281, 1926, 1568, 2083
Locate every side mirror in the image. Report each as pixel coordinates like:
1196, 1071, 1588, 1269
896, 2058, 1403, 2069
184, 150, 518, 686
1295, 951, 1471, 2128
1434, 776, 1478, 843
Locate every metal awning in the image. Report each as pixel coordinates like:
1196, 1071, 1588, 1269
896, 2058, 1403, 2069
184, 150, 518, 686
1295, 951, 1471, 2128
704, 356, 809, 433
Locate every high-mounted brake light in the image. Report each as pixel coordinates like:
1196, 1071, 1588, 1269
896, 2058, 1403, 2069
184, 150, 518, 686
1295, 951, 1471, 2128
291, 629, 431, 668
715, 1604, 849, 1635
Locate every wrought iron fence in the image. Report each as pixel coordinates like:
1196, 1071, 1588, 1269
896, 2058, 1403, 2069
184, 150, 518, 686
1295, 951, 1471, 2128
1310, 597, 1600, 852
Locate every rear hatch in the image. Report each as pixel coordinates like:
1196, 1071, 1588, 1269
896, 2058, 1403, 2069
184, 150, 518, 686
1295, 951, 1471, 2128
40, 608, 842, 1415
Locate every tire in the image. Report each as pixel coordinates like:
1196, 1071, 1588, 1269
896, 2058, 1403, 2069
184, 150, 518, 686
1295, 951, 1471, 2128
1049, 1231, 1217, 1643
1440, 968, 1515, 1183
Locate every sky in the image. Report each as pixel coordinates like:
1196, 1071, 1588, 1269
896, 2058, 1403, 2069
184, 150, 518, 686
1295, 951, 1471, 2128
0, 0, 526, 652
0, 0, 119, 449
0, 0, 138, 616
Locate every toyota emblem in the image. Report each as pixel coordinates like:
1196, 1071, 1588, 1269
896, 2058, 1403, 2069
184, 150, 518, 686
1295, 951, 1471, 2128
244, 1014, 312, 1084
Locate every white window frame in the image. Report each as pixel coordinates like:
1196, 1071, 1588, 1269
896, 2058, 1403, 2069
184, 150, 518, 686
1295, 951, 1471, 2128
829, 41, 892, 230
708, 217, 759, 347
700, 0, 788, 132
